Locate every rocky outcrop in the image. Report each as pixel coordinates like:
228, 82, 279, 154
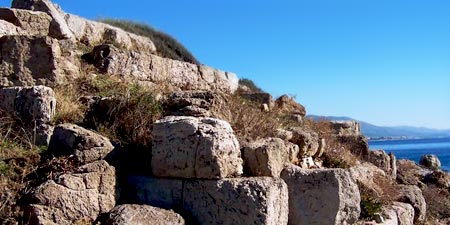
423, 170, 450, 188
82, 44, 239, 93
339, 134, 370, 159
126, 176, 288, 225
152, 116, 243, 179
0, 8, 51, 37
331, 120, 361, 136
369, 150, 397, 179
394, 185, 426, 225
420, 154, 441, 170
397, 159, 431, 186
281, 165, 361, 225
288, 127, 320, 157
106, 204, 185, 225
242, 137, 299, 177
275, 94, 306, 117
183, 177, 288, 225
12, 0, 74, 39
0, 35, 61, 87
349, 162, 387, 196
27, 160, 117, 225
391, 202, 415, 225
275, 128, 293, 141
0, 85, 55, 124
1, 1, 239, 93
65, 14, 156, 52
0, 85, 56, 145
165, 91, 220, 117
48, 124, 115, 164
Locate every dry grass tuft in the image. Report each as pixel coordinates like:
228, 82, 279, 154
423, 185, 450, 220
304, 119, 359, 168
211, 94, 283, 140
0, 115, 42, 224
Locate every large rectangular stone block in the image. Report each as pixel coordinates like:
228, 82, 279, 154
281, 165, 361, 225
152, 116, 243, 179
183, 177, 288, 225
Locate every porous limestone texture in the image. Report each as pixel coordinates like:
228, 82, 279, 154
242, 137, 299, 177
0, 35, 61, 87
0, 8, 51, 37
0, 85, 55, 145
419, 154, 441, 170
28, 160, 116, 225
165, 90, 221, 117
49, 124, 115, 164
394, 185, 426, 225
106, 204, 185, 225
281, 165, 361, 225
152, 116, 243, 179
183, 177, 288, 225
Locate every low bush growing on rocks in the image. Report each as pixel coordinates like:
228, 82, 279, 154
99, 19, 199, 65
53, 74, 163, 148
238, 78, 264, 93
212, 94, 282, 140
423, 185, 450, 221
304, 119, 358, 168
0, 118, 41, 223
359, 187, 383, 220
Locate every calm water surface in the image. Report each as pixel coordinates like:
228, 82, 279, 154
369, 138, 450, 171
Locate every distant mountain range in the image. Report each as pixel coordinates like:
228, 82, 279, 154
308, 115, 450, 139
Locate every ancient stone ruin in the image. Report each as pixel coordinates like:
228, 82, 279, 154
0, 0, 438, 224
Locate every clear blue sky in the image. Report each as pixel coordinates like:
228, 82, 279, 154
2, 1, 449, 129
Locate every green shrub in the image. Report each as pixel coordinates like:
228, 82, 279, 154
99, 19, 199, 65
360, 191, 382, 220
238, 78, 264, 93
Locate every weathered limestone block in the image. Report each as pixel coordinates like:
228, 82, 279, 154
64, 13, 157, 52
281, 165, 361, 225
165, 90, 220, 117
275, 94, 306, 117
423, 170, 450, 188
397, 159, 431, 186
0, 85, 56, 145
391, 202, 415, 225
125, 176, 183, 210
183, 177, 288, 225
288, 127, 319, 157
316, 137, 326, 157
49, 124, 114, 164
420, 154, 441, 170
369, 150, 397, 179
242, 137, 299, 177
339, 134, 370, 159
349, 162, 386, 196
12, 0, 74, 39
199, 65, 239, 93
276, 129, 293, 141
377, 208, 397, 225
81, 44, 238, 93
106, 204, 185, 225
0, 8, 51, 36
0, 85, 56, 123
152, 116, 243, 179
394, 185, 426, 225
331, 120, 361, 136
28, 160, 116, 225
0, 35, 61, 86
0, 20, 21, 38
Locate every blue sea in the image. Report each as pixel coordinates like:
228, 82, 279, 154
368, 138, 450, 171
